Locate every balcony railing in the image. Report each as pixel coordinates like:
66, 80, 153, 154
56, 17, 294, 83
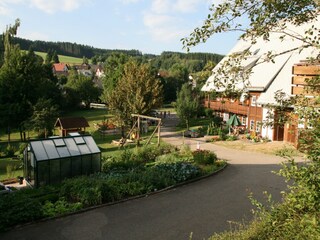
205, 100, 248, 115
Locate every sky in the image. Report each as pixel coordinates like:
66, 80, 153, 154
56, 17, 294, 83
0, 0, 242, 55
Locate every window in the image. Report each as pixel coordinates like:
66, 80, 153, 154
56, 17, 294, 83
242, 116, 247, 126
250, 120, 255, 131
53, 138, 65, 147
256, 121, 261, 132
251, 96, 257, 106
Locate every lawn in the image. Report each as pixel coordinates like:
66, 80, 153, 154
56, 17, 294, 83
0, 158, 23, 181
34, 51, 88, 65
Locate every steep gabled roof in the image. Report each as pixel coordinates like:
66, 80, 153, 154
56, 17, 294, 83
54, 117, 89, 129
53, 63, 68, 72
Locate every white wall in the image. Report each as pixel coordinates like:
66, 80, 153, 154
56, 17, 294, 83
261, 108, 274, 141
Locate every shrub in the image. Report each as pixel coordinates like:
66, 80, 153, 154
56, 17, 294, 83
152, 161, 200, 182
204, 108, 214, 117
4, 144, 15, 157
42, 198, 83, 218
226, 135, 238, 141
0, 190, 43, 231
274, 146, 299, 157
192, 150, 217, 165
102, 155, 143, 173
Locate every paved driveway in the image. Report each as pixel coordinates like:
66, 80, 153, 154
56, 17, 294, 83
0, 115, 298, 240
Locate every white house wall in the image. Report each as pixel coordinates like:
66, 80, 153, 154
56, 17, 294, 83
261, 108, 274, 141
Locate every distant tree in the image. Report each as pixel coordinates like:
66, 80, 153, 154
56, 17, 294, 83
28, 98, 60, 138
108, 60, 162, 136
45, 49, 53, 64
52, 50, 59, 63
175, 83, 199, 130
102, 53, 129, 102
66, 70, 102, 108
82, 56, 89, 65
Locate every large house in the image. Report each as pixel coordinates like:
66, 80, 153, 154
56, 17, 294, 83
202, 20, 319, 146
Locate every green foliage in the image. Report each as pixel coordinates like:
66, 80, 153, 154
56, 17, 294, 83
176, 83, 200, 130
42, 198, 82, 218
192, 150, 217, 165
66, 69, 102, 108
4, 144, 15, 157
0, 186, 59, 231
107, 60, 163, 133
274, 146, 299, 157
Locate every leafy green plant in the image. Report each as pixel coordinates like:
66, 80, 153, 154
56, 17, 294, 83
192, 150, 217, 165
42, 198, 83, 218
274, 146, 299, 157
4, 144, 15, 157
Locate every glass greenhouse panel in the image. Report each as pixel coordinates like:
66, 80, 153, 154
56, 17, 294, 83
65, 138, 81, 156
31, 141, 48, 161
38, 161, 50, 186
61, 158, 72, 180
57, 146, 70, 158
92, 153, 101, 172
50, 159, 60, 185
84, 136, 100, 153
72, 156, 82, 176
78, 144, 91, 155
42, 140, 60, 159
81, 155, 92, 175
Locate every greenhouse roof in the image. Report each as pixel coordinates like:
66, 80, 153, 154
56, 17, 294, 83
29, 135, 100, 161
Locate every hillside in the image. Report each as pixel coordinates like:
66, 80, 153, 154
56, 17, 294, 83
5, 37, 223, 64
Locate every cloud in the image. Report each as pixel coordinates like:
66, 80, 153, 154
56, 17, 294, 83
174, 0, 199, 13
151, 0, 170, 14
0, 0, 91, 15
119, 0, 141, 4
143, 0, 209, 43
143, 13, 188, 42
20, 31, 49, 41
29, 0, 90, 14
0, 0, 23, 16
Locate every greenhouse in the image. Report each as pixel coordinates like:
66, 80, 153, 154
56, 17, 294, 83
23, 134, 101, 187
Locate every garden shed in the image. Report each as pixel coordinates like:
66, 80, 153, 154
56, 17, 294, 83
23, 135, 101, 187
54, 117, 89, 137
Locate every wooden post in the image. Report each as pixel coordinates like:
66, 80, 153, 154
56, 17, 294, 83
157, 120, 161, 146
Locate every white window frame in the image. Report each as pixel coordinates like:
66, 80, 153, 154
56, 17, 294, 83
251, 96, 257, 106
250, 120, 255, 131
256, 121, 261, 132
242, 116, 247, 126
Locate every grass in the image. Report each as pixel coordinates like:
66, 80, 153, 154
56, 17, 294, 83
34, 51, 88, 65
0, 158, 23, 181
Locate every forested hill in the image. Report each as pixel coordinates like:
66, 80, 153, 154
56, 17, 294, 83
2, 36, 223, 63
9, 37, 144, 59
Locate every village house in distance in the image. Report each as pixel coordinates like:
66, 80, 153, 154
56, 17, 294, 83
202, 20, 319, 147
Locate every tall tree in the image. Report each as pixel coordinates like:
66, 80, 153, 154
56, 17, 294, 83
175, 83, 199, 130
107, 60, 163, 136
28, 98, 60, 138
102, 53, 129, 102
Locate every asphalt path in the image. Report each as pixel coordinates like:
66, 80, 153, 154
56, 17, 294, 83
0, 115, 298, 240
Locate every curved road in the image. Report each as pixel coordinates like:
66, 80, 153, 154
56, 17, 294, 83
0, 115, 301, 240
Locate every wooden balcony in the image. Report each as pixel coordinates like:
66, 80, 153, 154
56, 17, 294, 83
292, 86, 317, 96
292, 65, 320, 75
291, 76, 313, 85
205, 100, 249, 115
